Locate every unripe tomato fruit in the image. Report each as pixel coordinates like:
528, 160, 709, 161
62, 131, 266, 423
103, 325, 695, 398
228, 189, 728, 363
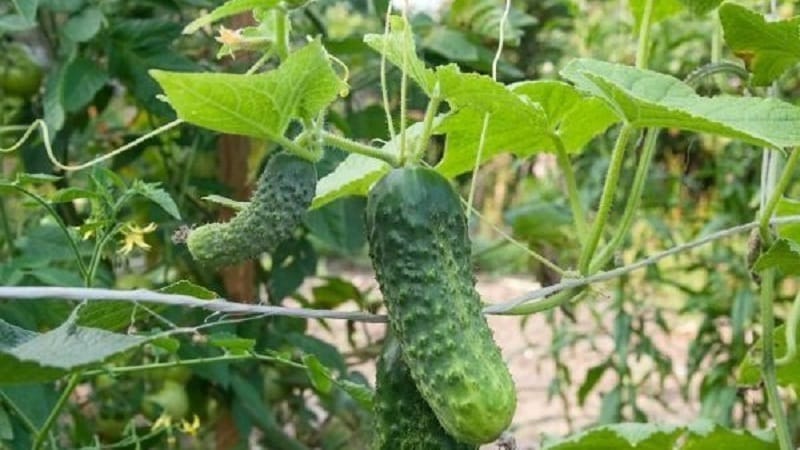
0, 44, 43, 97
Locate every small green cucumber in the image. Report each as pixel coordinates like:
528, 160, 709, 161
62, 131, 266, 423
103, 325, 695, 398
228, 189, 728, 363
186, 152, 316, 267
373, 334, 477, 450
366, 166, 517, 445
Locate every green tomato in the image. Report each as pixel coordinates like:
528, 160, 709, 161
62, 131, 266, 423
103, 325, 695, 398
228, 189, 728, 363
143, 380, 190, 418
0, 45, 43, 97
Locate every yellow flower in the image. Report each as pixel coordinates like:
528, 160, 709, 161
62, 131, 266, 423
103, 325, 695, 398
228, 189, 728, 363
151, 413, 173, 432
117, 222, 157, 255
215, 25, 243, 46
179, 414, 201, 436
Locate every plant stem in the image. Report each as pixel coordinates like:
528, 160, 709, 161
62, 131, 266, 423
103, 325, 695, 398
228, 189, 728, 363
379, 4, 396, 140
274, 6, 290, 61
578, 125, 634, 274
274, 134, 318, 162
32, 373, 81, 450
464, 200, 567, 276
321, 132, 399, 167
499, 289, 584, 316
635, 0, 655, 69
82, 352, 302, 377
759, 269, 794, 450
0, 390, 37, 434
397, 14, 410, 165
760, 147, 800, 241
0, 198, 12, 254
777, 289, 800, 365
245, 48, 275, 75
467, 114, 491, 223
414, 94, 441, 162
7, 185, 88, 279
552, 133, 589, 245
590, 128, 659, 272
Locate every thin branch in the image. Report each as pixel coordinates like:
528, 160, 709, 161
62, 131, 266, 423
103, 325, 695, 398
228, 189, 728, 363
3, 216, 800, 320
0, 287, 388, 322
486, 215, 800, 313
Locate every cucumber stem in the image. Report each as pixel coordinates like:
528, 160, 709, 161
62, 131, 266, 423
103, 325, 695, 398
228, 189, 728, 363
321, 132, 399, 167
578, 125, 634, 274
551, 133, 589, 246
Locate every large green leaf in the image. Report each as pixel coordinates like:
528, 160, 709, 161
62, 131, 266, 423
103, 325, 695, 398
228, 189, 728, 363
561, 58, 800, 148
436, 76, 615, 177
719, 3, 800, 86
151, 41, 346, 139
542, 421, 777, 450
683, 421, 777, 450
0, 319, 146, 385
364, 16, 436, 96
542, 422, 683, 450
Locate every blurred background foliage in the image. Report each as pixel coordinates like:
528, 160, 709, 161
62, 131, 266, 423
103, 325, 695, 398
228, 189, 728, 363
2, 0, 799, 448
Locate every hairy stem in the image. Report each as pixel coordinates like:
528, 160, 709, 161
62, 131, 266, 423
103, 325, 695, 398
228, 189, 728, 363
413, 94, 441, 162
760, 147, 800, 241
578, 125, 634, 274
32, 373, 81, 450
777, 289, 800, 366
635, 0, 655, 69
379, 4, 396, 140
759, 269, 794, 450
0, 198, 12, 254
590, 128, 659, 272
467, 114, 491, 224
274, 6, 290, 60
321, 132, 399, 167
552, 133, 589, 245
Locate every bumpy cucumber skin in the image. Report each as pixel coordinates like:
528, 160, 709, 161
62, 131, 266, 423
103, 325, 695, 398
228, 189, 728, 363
366, 167, 516, 444
373, 335, 477, 450
187, 152, 316, 267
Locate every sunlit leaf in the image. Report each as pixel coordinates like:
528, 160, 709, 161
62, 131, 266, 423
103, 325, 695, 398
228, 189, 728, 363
364, 16, 436, 96
719, 3, 800, 86
562, 58, 800, 148
303, 354, 333, 394
151, 41, 346, 139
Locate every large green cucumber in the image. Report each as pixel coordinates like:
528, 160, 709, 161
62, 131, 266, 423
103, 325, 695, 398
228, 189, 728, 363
366, 166, 516, 444
373, 334, 477, 450
186, 152, 317, 267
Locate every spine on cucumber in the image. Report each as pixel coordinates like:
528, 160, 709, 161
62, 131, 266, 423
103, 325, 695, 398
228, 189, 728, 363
373, 334, 477, 450
186, 152, 317, 267
366, 167, 516, 445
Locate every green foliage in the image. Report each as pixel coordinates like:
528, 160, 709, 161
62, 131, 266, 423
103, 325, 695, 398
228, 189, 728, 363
719, 3, 800, 86
541, 421, 777, 450
0, 318, 146, 384
561, 58, 800, 147
5, 0, 800, 448
151, 41, 346, 140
